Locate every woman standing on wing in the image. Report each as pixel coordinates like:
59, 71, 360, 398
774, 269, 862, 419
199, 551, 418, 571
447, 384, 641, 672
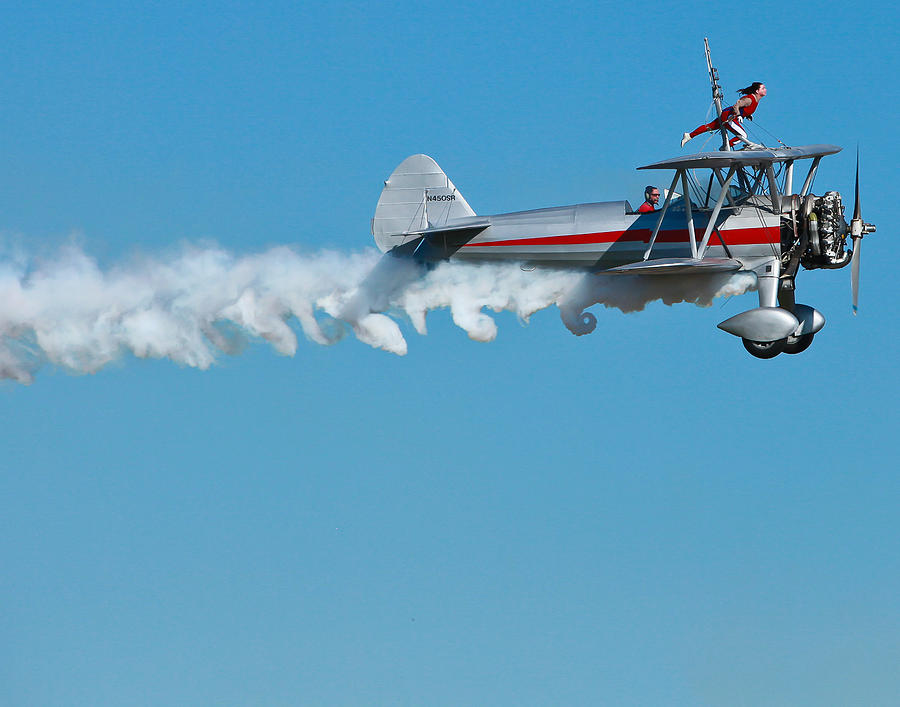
681, 82, 767, 149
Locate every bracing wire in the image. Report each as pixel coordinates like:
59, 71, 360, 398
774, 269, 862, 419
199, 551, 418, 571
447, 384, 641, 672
746, 118, 787, 148
686, 169, 705, 207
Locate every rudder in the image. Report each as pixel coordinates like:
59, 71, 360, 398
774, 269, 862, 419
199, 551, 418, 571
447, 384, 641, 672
372, 154, 475, 253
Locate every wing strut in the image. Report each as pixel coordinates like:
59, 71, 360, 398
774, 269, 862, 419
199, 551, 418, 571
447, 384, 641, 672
643, 170, 683, 260
681, 171, 698, 258
765, 164, 782, 213
784, 160, 794, 195
799, 156, 822, 197
712, 168, 737, 207
714, 226, 733, 259
698, 165, 737, 257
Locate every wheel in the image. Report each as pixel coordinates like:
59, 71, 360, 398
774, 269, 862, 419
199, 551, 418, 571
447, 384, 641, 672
783, 332, 814, 355
742, 337, 787, 359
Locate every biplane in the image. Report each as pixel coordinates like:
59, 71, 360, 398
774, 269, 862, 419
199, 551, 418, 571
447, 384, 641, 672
370, 43, 875, 358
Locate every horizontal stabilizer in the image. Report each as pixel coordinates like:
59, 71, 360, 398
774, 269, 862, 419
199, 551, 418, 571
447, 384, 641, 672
411, 220, 490, 240
411, 222, 491, 260
599, 257, 742, 276
418, 219, 490, 235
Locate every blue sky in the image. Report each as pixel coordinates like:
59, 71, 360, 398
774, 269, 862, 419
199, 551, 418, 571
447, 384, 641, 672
2, 2, 898, 705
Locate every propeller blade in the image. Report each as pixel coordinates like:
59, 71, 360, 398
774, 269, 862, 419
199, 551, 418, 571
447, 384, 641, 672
848, 148, 875, 313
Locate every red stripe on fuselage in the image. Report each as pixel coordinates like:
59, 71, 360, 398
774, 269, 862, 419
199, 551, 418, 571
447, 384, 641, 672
461, 226, 779, 248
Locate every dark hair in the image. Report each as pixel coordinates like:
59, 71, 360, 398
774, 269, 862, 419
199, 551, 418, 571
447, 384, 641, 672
645, 185, 658, 200
737, 82, 763, 95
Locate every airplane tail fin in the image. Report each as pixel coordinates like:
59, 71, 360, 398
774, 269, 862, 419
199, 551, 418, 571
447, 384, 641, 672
372, 154, 476, 253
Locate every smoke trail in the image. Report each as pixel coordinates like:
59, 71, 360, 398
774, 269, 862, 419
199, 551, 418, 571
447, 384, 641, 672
0, 243, 756, 384
558, 269, 758, 335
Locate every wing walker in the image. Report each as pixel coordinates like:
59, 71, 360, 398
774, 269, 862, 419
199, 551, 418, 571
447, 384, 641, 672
371, 40, 876, 358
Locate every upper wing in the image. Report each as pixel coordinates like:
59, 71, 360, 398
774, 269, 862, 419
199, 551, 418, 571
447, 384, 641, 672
637, 144, 842, 171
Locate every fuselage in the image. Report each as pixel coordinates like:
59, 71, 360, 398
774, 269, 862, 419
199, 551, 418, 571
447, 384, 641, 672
442, 199, 780, 270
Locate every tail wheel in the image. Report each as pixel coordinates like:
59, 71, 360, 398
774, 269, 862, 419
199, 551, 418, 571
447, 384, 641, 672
742, 337, 787, 359
783, 332, 814, 354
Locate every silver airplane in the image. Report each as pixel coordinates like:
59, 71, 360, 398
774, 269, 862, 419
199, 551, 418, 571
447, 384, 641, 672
371, 44, 875, 359
371, 147, 874, 359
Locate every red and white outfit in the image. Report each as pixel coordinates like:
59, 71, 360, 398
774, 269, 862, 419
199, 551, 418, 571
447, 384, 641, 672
688, 93, 759, 147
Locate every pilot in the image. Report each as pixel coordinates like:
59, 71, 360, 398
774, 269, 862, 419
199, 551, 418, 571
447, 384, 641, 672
638, 186, 660, 213
681, 82, 767, 149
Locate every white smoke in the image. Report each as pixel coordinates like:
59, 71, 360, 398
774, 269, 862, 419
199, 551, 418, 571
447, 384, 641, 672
0, 242, 757, 384
558, 269, 758, 335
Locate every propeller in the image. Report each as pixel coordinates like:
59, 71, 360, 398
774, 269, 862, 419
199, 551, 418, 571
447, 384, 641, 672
849, 148, 876, 314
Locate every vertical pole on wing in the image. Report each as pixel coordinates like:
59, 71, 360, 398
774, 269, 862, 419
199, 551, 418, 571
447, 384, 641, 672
705, 38, 730, 152
643, 170, 682, 261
